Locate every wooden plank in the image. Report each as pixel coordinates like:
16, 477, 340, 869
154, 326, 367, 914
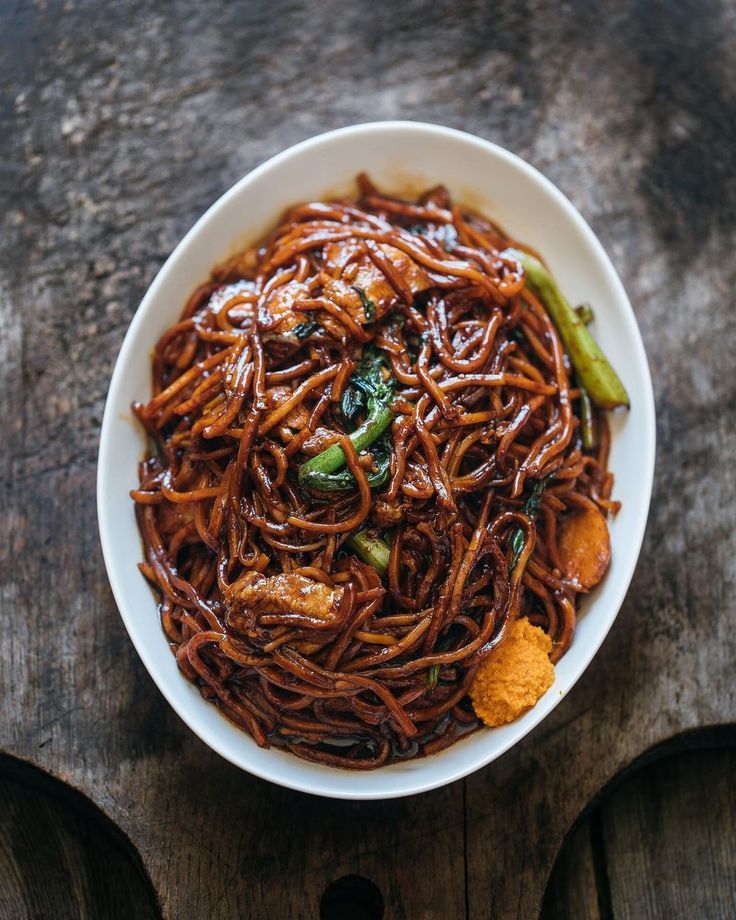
0, 771, 157, 920
0, 0, 735, 917
541, 818, 603, 920
543, 748, 736, 919
601, 750, 736, 920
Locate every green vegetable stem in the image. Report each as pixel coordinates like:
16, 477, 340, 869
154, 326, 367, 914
577, 380, 598, 450
347, 530, 390, 575
508, 249, 630, 410
299, 348, 395, 492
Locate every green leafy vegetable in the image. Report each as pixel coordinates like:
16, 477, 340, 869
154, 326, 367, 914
340, 384, 365, 424
292, 321, 320, 340
340, 347, 391, 425
302, 435, 392, 492
509, 476, 549, 573
510, 327, 526, 345
508, 248, 630, 410
350, 285, 377, 323
299, 349, 395, 492
427, 630, 461, 688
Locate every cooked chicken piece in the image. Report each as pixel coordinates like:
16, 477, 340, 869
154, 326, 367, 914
322, 239, 364, 273
225, 572, 344, 633
263, 385, 310, 430
301, 426, 341, 456
259, 279, 310, 332
372, 243, 432, 292
204, 280, 257, 327
322, 244, 431, 323
419, 184, 451, 209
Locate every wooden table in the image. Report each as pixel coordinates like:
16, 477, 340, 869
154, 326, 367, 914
2, 0, 735, 916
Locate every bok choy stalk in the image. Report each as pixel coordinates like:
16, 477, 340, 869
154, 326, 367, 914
300, 436, 392, 491
508, 249, 630, 410
298, 347, 395, 491
348, 529, 391, 575
577, 381, 597, 450
571, 303, 598, 449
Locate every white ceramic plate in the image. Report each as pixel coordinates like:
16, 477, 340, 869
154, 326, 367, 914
97, 122, 655, 799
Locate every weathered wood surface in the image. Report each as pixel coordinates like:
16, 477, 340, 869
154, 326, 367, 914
0, 757, 158, 920
3, 745, 734, 919
1, 0, 734, 916
543, 746, 736, 920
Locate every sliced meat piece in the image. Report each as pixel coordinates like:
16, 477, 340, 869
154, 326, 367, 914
378, 243, 432, 294
225, 571, 344, 631
322, 273, 390, 325
204, 280, 257, 328
419, 184, 451, 209
301, 426, 341, 456
323, 244, 432, 324
558, 507, 612, 590
322, 239, 364, 274
263, 385, 310, 430
259, 279, 310, 333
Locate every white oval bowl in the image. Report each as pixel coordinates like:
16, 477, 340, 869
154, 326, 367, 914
98, 121, 655, 799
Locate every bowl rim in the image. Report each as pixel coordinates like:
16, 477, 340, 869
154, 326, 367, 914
97, 120, 656, 799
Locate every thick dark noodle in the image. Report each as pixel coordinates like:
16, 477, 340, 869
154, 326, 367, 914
131, 175, 619, 768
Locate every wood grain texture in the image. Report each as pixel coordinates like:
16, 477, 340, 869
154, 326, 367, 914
1, 0, 735, 917
0, 762, 158, 920
543, 748, 736, 920
4, 743, 733, 919
542, 817, 604, 920
602, 750, 736, 920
